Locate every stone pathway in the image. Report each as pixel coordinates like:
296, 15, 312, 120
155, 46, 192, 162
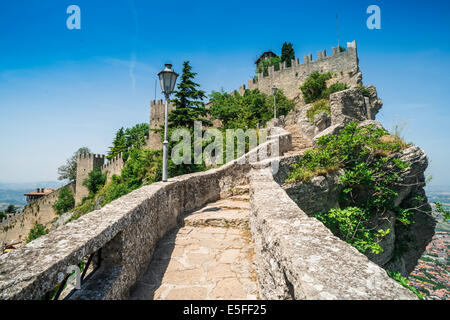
283, 124, 312, 156
129, 185, 258, 300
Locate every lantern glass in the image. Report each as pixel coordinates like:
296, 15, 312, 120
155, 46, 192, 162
158, 64, 179, 95
272, 86, 277, 95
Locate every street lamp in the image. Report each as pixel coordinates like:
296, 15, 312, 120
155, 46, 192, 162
272, 86, 277, 119
158, 63, 179, 182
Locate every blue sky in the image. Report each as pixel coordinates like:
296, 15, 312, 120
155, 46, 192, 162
0, 0, 449, 187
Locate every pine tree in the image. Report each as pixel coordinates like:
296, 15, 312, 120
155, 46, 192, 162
107, 127, 127, 160
281, 42, 295, 68
168, 61, 211, 128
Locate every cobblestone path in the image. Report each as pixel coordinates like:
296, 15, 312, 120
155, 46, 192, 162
129, 184, 258, 300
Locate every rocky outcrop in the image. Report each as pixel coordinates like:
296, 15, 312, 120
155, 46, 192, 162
249, 166, 417, 300
283, 170, 344, 216
330, 86, 382, 126
280, 123, 435, 276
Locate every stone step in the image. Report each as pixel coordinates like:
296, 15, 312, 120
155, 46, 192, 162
228, 194, 250, 202
204, 199, 250, 211
183, 209, 249, 228
231, 185, 249, 196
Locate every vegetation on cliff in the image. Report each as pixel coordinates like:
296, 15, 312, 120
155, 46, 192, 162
26, 222, 49, 243
300, 72, 349, 123
286, 122, 414, 254
52, 186, 75, 215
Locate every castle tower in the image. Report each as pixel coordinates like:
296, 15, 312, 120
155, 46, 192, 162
75, 153, 105, 204
147, 99, 175, 150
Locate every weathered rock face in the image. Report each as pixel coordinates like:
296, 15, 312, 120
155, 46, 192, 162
330, 86, 382, 126
283, 170, 344, 216
283, 85, 383, 141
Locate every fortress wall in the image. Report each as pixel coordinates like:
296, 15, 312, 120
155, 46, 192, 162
0, 127, 291, 300
0, 182, 75, 246
247, 41, 360, 100
75, 154, 105, 204
249, 163, 417, 300
101, 153, 124, 182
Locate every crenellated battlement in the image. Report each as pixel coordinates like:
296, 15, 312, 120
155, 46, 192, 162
246, 40, 360, 100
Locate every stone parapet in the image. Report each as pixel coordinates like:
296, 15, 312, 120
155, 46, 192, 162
248, 164, 417, 300
0, 128, 291, 300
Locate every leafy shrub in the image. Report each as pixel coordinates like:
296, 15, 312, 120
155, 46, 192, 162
387, 270, 424, 299
322, 82, 349, 99
357, 85, 371, 97
300, 72, 332, 103
316, 207, 390, 254
0, 211, 6, 221
26, 222, 49, 243
306, 99, 330, 123
209, 89, 294, 129
300, 72, 349, 104
53, 186, 75, 215
256, 56, 281, 76
82, 167, 106, 196
286, 122, 414, 254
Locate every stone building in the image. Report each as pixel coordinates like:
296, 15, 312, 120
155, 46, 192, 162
24, 188, 55, 203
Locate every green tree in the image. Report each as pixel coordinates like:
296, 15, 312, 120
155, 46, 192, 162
169, 61, 210, 129
107, 123, 150, 161
0, 211, 6, 221
53, 187, 75, 215
26, 222, 49, 243
300, 72, 333, 104
107, 127, 127, 160
281, 42, 295, 67
256, 56, 281, 76
209, 89, 294, 129
82, 167, 106, 196
57, 147, 91, 182
5, 204, 16, 214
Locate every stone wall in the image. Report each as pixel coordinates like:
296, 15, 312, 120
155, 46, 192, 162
246, 41, 361, 100
101, 153, 124, 182
0, 128, 291, 300
0, 182, 75, 246
249, 164, 417, 300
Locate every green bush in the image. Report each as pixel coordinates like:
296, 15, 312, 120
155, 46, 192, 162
357, 85, 371, 97
387, 270, 424, 299
209, 89, 294, 129
256, 56, 281, 76
300, 72, 332, 104
82, 167, 106, 196
26, 222, 49, 243
286, 122, 414, 254
53, 187, 75, 215
322, 82, 349, 99
306, 99, 330, 123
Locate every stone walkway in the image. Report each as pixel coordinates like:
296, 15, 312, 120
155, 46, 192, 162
129, 185, 258, 300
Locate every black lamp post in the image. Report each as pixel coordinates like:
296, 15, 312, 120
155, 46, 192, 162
158, 63, 179, 182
